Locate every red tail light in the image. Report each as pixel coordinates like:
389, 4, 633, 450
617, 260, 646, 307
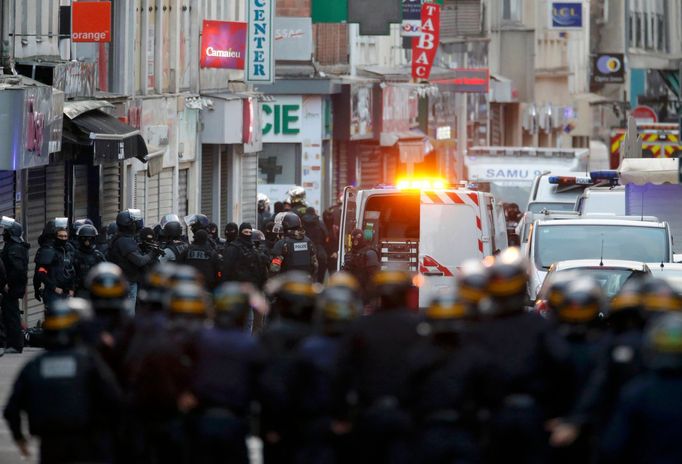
534, 299, 549, 315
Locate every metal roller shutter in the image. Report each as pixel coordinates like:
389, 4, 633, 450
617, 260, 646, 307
73, 165, 89, 220
178, 168, 189, 219
357, 144, 382, 188
0, 171, 15, 218
220, 147, 230, 229
441, 0, 482, 38
158, 168, 174, 222
136, 168, 174, 227
24, 168, 47, 327
241, 151, 258, 226
46, 164, 66, 221
101, 163, 121, 227
201, 145, 214, 219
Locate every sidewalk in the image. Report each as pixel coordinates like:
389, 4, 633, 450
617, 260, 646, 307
0, 349, 40, 464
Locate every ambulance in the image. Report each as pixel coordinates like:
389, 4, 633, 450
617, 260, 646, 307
338, 178, 508, 308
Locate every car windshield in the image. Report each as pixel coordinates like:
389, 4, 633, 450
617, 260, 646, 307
535, 225, 668, 269
556, 268, 647, 298
528, 202, 575, 213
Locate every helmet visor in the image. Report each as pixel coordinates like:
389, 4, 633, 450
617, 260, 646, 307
0, 216, 15, 231
54, 217, 69, 230
160, 213, 181, 229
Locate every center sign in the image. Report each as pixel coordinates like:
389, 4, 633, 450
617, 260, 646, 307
246, 0, 275, 84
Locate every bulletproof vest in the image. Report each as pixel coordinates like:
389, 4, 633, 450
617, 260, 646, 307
51, 245, 76, 288
108, 235, 142, 282
26, 350, 93, 433
186, 243, 215, 283
229, 240, 261, 283
282, 237, 313, 273
165, 240, 189, 263
75, 248, 104, 285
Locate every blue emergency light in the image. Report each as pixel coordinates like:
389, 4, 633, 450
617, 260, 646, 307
548, 176, 593, 186
589, 170, 619, 186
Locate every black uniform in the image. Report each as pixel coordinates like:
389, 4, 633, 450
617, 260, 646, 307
223, 236, 268, 288
73, 243, 106, 298
337, 307, 421, 464
186, 233, 221, 289
1, 239, 28, 352
301, 210, 329, 283
477, 312, 572, 464
190, 325, 264, 463
161, 238, 189, 264
3, 346, 122, 464
342, 245, 380, 300
35, 239, 76, 309
107, 232, 158, 285
272, 236, 318, 277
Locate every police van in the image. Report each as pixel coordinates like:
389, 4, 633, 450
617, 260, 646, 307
338, 179, 508, 307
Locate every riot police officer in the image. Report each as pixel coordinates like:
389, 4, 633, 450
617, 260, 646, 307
224, 222, 239, 245
287, 186, 308, 217
342, 228, 380, 301
336, 270, 421, 464
259, 272, 319, 464
223, 223, 268, 289
270, 212, 318, 278
477, 248, 572, 464
186, 229, 221, 290
108, 209, 162, 308
407, 294, 495, 464
208, 222, 226, 249
73, 224, 106, 298
0, 217, 29, 354
159, 214, 189, 263
264, 221, 280, 254
3, 298, 122, 463
33, 220, 56, 304
35, 218, 77, 310
602, 313, 682, 463
186, 213, 218, 251
190, 282, 265, 463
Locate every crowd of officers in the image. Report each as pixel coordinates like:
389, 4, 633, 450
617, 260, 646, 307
1, 230, 682, 463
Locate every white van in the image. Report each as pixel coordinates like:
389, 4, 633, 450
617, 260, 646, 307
526, 218, 673, 301
575, 186, 626, 215
339, 183, 508, 307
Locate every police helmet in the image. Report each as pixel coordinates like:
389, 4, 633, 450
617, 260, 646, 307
287, 186, 306, 204
167, 283, 208, 320
328, 271, 361, 293
213, 282, 254, 328
72, 218, 94, 234
266, 271, 319, 322
282, 212, 302, 231
116, 209, 143, 231
1, 216, 24, 243
184, 214, 210, 233
43, 298, 90, 349
556, 277, 604, 324
316, 286, 361, 334
456, 259, 489, 316
424, 293, 468, 336
160, 214, 183, 239
258, 193, 270, 211
106, 222, 118, 238
371, 270, 414, 310
251, 229, 266, 244
485, 248, 529, 315
86, 263, 130, 316
54, 217, 69, 232
169, 264, 205, 288
543, 271, 579, 314
640, 277, 681, 316
138, 262, 176, 311
644, 312, 682, 371
76, 224, 98, 238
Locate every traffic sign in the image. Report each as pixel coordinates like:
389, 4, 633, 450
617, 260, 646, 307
631, 105, 658, 124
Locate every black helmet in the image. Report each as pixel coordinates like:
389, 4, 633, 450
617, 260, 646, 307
350, 228, 365, 247
116, 209, 143, 232
485, 248, 528, 315
455, 259, 489, 318
72, 218, 94, 235
167, 283, 208, 320
424, 293, 468, 336
43, 298, 88, 349
160, 214, 183, 239
282, 212, 302, 231
371, 270, 414, 310
169, 264, 205, 288
266, 271, 319, 322
213, 282, 254, 329
640, 277, 681, 316
106, 222, 118, 238
86, 263, 130, 317
556, 277, 604, 324
54, 217, 69, 232
138, 262, 176, 311
184, 214, 210, 233
644, 313, 682, 371
316, 286, 361, 335
542, 271, 579, 314
76, 224, 98, 238
328, 271, 361, 293
1, 216, 24, 243
139, 227, 156, 244
607, 278, 647, 331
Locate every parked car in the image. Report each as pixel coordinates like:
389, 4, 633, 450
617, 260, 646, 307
648, 262, 682, 293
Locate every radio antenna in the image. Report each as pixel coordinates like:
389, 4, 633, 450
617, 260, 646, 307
599, 234, 605, 267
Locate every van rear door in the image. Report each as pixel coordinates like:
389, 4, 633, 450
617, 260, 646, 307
338, 186, 357, 270
418, 190, 483, 307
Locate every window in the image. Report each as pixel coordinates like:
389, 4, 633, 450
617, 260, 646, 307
502, 0, 522, 22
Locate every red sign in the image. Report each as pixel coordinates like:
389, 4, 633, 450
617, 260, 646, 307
200, 20, 247, 69
72, 2, 111, 43
411, 3, 441, 81
631, 105, 658, 123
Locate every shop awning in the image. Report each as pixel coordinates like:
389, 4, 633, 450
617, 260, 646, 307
619, 158, 680, 185
380, 129, 426, 147
145, 146, 166, 177
63, 101, 149, 165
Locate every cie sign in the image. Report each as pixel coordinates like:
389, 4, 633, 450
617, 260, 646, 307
262, 98, 301, 140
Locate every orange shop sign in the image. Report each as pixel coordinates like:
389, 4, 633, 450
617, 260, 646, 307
72, 1, 111, 43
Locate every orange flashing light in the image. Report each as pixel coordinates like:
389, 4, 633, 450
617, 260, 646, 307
396, 177, 448, 191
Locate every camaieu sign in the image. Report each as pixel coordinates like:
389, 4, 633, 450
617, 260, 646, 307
246, 0, 275, 84
200, 21, 247, 69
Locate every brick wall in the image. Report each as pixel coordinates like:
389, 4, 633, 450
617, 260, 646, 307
315, 23, 349, 65
276, 0, 310, 17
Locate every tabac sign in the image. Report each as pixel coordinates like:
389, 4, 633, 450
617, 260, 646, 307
411, 2, 441, 81
246, 0, 275, 84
